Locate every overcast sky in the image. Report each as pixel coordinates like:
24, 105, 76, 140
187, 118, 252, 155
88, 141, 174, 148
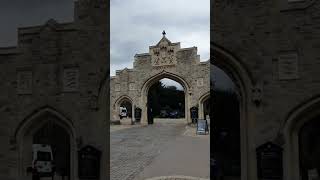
110, 0, 210, 77
212, 65, 235, 91
0, 0, 232, 90
0, 0, 74, 47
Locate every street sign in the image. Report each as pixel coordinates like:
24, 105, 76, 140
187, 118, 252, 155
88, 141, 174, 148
197, 119, 209, 135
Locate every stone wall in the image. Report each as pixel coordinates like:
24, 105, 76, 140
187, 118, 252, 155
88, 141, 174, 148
110, 35, 210, 124
213, 0, 320, 179
0, 0, 108, 179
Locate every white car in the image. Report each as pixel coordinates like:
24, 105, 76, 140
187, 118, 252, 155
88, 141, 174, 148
119, 107, 127, 118
32, 144, 54, 176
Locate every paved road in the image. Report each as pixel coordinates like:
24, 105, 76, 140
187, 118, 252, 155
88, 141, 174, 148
110, 119, 210, 180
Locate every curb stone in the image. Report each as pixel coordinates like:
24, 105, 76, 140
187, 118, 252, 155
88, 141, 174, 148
144, 175, 209, 180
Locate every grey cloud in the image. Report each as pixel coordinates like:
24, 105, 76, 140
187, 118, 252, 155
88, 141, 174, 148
160, 78, 183, 91
111, 0, 210, 76
131, 15, 209, 29
0, 0, 73, 47
0, 0, 210, 78
211, 65, 235, 90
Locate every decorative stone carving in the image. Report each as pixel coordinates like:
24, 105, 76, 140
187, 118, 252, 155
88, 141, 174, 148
129, 83, 135, 91
278, 53, 299, 80
9, 136, 17, 151
121, 82, 127, 91
17, 70, 32, 94
63, 67, 79, 92
252, 83, 263, 107
150, 35, 178, 67
76, 136, 83, 149
90, 95, 98, 110
115, 84, 120, 92
197, 78, 204, 87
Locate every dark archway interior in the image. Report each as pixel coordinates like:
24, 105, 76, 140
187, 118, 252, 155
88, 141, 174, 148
147, 78, 185, 124
211, 65, 241, 178
299, 117, 320, 180
33, 115, 70, 179
119, 99, 132, 118
203, 97, 210, 119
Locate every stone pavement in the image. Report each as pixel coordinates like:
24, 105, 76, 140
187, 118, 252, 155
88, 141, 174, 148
144, 176, 208, 180
110, 119, 209, 180
110, 123, 145, 133
134, 128, 209, 180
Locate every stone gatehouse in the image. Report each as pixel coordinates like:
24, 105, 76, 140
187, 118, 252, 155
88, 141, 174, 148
213, 0, 320, 180
0, 0, 108, 180
110, 33, 210, 124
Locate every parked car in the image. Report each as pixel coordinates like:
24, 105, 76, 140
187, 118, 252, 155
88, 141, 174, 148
160, 110, 169, 118
169, 110, 179, 118
119, 107, 127, 119
32, 144, 55, 177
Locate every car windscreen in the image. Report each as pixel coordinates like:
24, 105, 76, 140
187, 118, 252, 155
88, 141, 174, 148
37, 151, 51, 161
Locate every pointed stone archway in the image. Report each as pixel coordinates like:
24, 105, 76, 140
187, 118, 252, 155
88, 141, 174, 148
282, 95, 320, 180
14, 106, 77, 180
140, 71, 191, 124
212, 43, 255, 180
113, 95, 135, 123
110, 33, 210, 125
199, 92, 210, 120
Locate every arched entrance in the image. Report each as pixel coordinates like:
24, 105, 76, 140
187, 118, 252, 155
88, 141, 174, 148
299, 118, 320, 180
114, 95, 134, 123
110, 36, 209, 126
141, 71, 191, 125
212, 65, 241, 178
15, 107, 76, 180
212, 43, 255, 180
147, 78, 185, 124
283, 96, 320, 180
33, 121, 70, 179
120, 100, 132, 118
199, 92, 210, 119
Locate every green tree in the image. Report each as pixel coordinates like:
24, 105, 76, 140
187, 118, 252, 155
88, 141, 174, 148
148, 81, 185, 117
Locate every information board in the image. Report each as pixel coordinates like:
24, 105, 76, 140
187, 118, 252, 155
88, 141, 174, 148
197, 119, 208, 135
78, 145, 101, 179
134, 107, 142, 122
256, 142, 283, 179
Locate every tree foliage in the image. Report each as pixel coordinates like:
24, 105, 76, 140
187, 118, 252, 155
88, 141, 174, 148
148, 81, 185, 117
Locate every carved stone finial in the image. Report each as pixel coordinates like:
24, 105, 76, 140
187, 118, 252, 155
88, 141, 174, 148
162, 30, 166, 36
